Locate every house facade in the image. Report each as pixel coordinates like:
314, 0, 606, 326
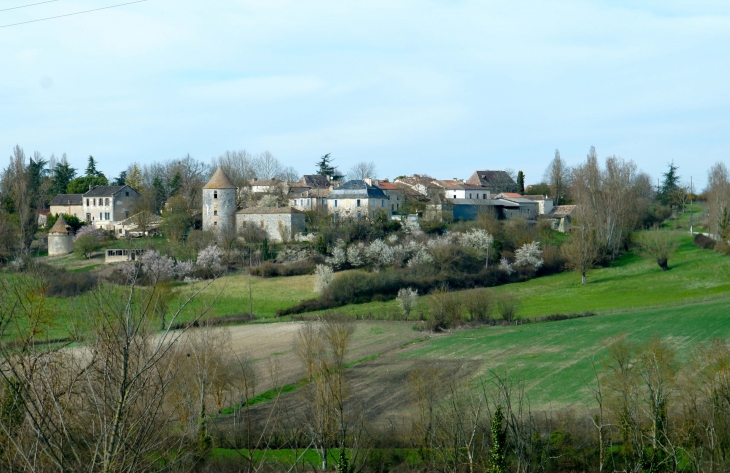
49, 194, 84, 219
495, 193, 540, 220
326, 180, 390, 219
236, 207, 305, 242
82, 185, 141, 230
522, 195, 554, 215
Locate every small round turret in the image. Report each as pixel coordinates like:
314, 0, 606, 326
48, 215, 75, 256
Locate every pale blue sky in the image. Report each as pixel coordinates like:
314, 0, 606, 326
2, 0, 729, 189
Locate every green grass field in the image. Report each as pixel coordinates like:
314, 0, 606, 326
399, 297, 730, 409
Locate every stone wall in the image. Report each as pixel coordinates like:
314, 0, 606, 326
203, 188, 237, 232
48, 234, 74, 256
236, 212, 305, 242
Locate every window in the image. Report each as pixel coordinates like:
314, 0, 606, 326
469, 193, 472, 199
356, 199, 361, 207
260, 221, 264, 228
125, 211, 129, 218
214, 221, 217, 226
242, 221, 247, 227
125, 192, 129, 197
119, 229, 122, 234
322, 198, 326, 206
483, 194, 487, 199
381, 199, 385, 207
213, 210, 218, 216
307, 198, 311, 206
93, 198, 96, 206
99, 213, 103, 220
214, 191, 218, 199
334, 200, 338, 207
105, 212, 110, 220
105, 198, 109, 206
453, 195, 457, 199
86, 199, 89, 206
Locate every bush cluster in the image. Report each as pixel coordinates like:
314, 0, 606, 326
693, 233, 716, 250
249, 255, 325, 278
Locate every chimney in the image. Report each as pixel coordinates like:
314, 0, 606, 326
364, 178, 372, 186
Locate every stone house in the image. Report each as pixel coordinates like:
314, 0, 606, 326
522, 195, 554, 215
437, 180, 492, 201
289, 187, 330, 211
466, 170, 518, 194
49, 194, 84, 219
371, 179, 404, 215
541, 205, 577, 233
104, 248, 145, 264
82, 185, 141, 230
236, 207, 306, 242
326, 180, 390, 219
495, 193, 540, 220
114, 212, 162, 237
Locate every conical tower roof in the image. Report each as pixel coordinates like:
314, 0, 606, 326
49, 215, 72, 235
203, 167, 237, 189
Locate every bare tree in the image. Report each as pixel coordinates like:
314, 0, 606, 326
544, 149, 570, 204
347, 161, 378, 181
706, 162, 730, 239
281, 166, 300, 184
562, 225, 601, 284
253, 151, 284, 180
0, 263, 221, 473
2, 146, 35, 250
212, 150, 257, 189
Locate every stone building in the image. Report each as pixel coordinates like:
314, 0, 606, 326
236, 207, 305, 242
49, 194, 84, 219
202, 167, 237, 232
326, 180, 390, 219
82, 185, 141, 230
48, 215, 74, 256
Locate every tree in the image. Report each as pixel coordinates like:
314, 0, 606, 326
252, 151, 284, 180
544, 149, 570, 205
347, 161, 377, 181
706, 162, 730, 239
563, 225, 600, 284
2, 146, 36, 250
316, 153, 340, 181
658, 161, 680, 205
639, 228, 680, 271
282, 166, 299, 183
67, 175, 108, 194
396, 287, 418, 321
516, 170, 525, 194
112, 170, 127, 186
125, 163, 144, 191
85, 155, 101, 177
52, 154, 76, 194
487, 406, 507, 473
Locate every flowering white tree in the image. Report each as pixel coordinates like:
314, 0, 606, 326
365, 239, 395, 267
407, 247, 433, 267
396, 287, 418, 320
346, 245, 363, 267
327, 246, 346, 269
197, 245, 222, 272
514, 241, 544, 270
74, 225, 104, 242
402, 218, 422, 236
313, 264, 334, 293
460, 229, 494, 267
499, 257, 514, 275
140, 250, 177, 281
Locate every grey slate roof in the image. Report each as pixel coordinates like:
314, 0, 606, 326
299, 174, 331, 189
237, 207, 304, 215
466, 170, 518, 193
50, 194, 83, 206
327, 180, 388, 199
83, 186, 135, 197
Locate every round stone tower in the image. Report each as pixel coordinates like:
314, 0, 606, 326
202, 167, 237, 232
48, 215, 74, 256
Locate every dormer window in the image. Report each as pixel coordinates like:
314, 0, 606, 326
214, 191, 218, 199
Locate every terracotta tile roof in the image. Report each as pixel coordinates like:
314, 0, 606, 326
375, 181, 399, 190
204, 167, 237, 189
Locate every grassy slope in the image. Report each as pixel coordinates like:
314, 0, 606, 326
399, 298, 730, 409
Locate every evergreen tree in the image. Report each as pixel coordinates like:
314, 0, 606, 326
658, 161, 680, 205
67, 175, 108, 194
113, 170, 127, 186
153, 176, 167, 212
85, 155, 101, 178
488, 406, 507, 473
53, 158, 77, 195
517, 171, 525, 194
316, 153, 341, 181
168, 172, 181, 195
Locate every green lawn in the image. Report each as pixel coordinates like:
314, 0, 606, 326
293, 232, 730, 320
400, 297, 730, 409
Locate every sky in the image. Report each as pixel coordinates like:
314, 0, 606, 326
2, 0, 729, 190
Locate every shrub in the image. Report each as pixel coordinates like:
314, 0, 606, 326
396, 287, 418, 321
514, 241, 544, 270
74, 234, 102, 259
313, 264, 334, 294
498, 257, 514, 275
197, 245, 222, 272
346, 245, 364, 267
427, 286, 462, 330
496, 293, 521, 323
694, 233, 716, 250
638, 229, 680, 271
250, 256, 325, 277
463, 288, 495, 323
